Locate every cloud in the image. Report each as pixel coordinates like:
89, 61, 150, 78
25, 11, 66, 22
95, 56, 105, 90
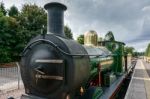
65, 0, 150, 51
63, 0, 149, 40
126, 7, 150, 43
2, 0, 150, 51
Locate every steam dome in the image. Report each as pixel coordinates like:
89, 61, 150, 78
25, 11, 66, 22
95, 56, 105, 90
84, 30, 98, 46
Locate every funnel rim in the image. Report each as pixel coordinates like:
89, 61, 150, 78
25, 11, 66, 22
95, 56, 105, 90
44, 2, 67, 10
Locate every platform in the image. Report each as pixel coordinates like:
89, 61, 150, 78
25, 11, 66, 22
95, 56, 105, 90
125, 59, 150, 99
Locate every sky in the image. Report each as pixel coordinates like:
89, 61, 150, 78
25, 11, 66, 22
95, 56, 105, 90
1, 0, 150, 52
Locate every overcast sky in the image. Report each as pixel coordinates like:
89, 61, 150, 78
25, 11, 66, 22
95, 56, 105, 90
2, 0, 150, 52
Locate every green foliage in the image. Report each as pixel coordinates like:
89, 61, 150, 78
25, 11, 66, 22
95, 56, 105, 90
19, 4, 47, 32
104, 31, 116, 51
64, 25, 73, 39
77, 34, 84, 44
147, 44, 150, 56
124, 46, 135, 55
17, 4, 47, 48
8, 5, 19, 17
0, 11, 3, 17
0, 3, 74, 63
104, 31, 115, 41
0, 16, 20, 63
0, 2, 7, 16
145, 46, 148, 56
104, 31, 115, 51
145, 43, 150, 57
0, 3, 47, 63
98, 37, 103, 42
133, 52, 144, 57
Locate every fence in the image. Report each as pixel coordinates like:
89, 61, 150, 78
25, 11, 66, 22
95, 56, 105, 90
0, 63, 24, 98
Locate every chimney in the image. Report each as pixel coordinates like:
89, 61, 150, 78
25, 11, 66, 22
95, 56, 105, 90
44, 2, 67, 37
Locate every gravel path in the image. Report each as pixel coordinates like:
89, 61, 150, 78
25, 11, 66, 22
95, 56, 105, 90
0, 88, 25, 99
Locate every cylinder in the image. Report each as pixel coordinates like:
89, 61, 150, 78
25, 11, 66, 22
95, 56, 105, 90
44, 2, 67, 37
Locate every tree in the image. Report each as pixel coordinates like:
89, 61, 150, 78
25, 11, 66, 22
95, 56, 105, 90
0, 16, 19, 63
0, 4, 76, 63
145, 46, 148, 56
104, 31, 116, 51
0, 10, 3, 17
145, 43, 150, 57
18, 4, 47, 45
133, 51, 144, 57
8, 5, 19, 17
77, 34, 84, 44
104, 31, 115, 41
64, 25, 73, 39
124, 46, 135, 55
0, 4, 47, 63
0, 2, 7, 16
98, 37, 103, 42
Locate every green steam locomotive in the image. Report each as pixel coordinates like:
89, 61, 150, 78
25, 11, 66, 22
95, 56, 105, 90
20, 2, 132, 99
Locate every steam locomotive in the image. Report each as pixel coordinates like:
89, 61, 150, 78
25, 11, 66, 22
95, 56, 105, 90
20, 2, 131, 99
